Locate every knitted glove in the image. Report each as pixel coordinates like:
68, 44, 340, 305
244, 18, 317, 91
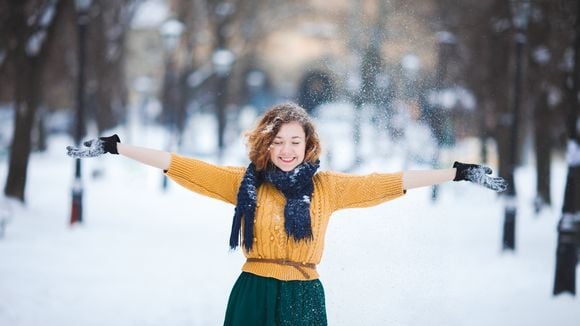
453, 161, 507, 192
66, 134, 121, 158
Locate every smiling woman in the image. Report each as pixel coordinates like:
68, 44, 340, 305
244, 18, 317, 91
65, 102, 506, 326
246, 103, 321, 172
268, 122, 306, 172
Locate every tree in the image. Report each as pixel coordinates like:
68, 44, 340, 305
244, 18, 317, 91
88, 0, 137, 134
553, 0, 580, 296
1, 0, 68, 202
0, 0, 136, 203
169, 0, 312, 154
524, 1, 575, 211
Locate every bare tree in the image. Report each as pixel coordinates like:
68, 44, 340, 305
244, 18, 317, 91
553, 0, 580, 296
0, 0, 137, 202
88, 0, 138, 134
167, 0, 312, 154
526, 1, 575, 210
1, 0, 69, 202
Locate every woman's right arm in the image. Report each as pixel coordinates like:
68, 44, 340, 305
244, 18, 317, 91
117, 143, 171, 171
66, 134, 171, 170
66, 134, 244, 204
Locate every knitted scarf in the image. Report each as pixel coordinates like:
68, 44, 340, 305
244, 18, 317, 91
229, 161, 320, 251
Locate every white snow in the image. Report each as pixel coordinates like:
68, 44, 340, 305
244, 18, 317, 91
131, 0, 170, 29
402, 54, 421, 74
0, 104, 579, 325
567, 139, 580, 167
40, 4, 56, 28
532, 46, 551, 65
436, 31, 457, 45
26, 31, 47, 57
428, 87, 476, 111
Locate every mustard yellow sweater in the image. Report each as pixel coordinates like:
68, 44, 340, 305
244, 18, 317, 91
165, 153, 405, 281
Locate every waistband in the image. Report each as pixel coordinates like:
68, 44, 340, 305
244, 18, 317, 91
246, 258, 317, 279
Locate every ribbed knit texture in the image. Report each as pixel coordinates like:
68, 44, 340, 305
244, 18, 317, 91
165, 153, 405, 281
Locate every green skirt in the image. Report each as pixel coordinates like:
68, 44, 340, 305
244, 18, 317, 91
223, 272, 327, 326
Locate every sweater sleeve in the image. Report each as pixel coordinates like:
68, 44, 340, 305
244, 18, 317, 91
164, 153, 245, 205
319, 171, 405, 212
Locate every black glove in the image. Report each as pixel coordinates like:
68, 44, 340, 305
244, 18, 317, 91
66, 134, 121, 158
453, 161, 507, 192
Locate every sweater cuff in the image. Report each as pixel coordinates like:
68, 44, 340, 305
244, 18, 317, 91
164, 153, 188, 177
379, 171, 405, 198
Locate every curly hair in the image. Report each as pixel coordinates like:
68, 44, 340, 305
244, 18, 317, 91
246, 103, 321, 171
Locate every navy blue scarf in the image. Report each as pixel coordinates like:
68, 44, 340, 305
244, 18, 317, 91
229, 161, 320, 251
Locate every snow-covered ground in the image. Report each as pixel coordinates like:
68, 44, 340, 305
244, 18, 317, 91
0, 104, 578, 325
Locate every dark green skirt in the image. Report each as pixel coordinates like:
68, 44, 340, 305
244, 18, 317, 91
223, 272, 327, 326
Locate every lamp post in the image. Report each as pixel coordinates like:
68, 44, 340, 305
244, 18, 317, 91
69, 0, 92, 225
502, 0, 530, 250
159, 18, 184, 191
212, 48, 235, 161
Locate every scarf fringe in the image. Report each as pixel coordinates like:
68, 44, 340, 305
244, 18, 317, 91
229, 208, 243, 250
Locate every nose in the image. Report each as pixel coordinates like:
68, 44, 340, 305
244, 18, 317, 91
280, 143, 292, 153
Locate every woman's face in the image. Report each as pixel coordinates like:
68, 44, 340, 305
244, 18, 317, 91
269, 121, 306, 172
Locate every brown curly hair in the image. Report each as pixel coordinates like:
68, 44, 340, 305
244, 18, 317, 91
246, 103, 321, 171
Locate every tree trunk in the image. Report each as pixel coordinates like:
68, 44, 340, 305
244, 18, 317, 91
33, 108, 48, 152
533, 92, 552, 209
4, 3, 37, 202
3, 0, 67, 202
486, 8, 514, 183
4, 55, 38, 202
553, 0, 580, 296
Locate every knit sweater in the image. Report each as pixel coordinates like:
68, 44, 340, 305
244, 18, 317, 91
165, 153, 405, 281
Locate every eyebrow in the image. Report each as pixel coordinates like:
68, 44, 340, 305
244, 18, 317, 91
275, 136, 303, 139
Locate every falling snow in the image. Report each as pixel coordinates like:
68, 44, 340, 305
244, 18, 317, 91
0, 105, 578, 325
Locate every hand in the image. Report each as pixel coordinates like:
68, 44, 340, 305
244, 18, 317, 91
66, 134, 121, 158
453, 161, 507, 192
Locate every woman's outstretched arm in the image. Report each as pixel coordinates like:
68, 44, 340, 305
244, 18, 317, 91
66, 134, 171, 170
117, 143, 171, 170
402, 168, 456, 190
67, 134, 244, 204
402, 162, 507, 192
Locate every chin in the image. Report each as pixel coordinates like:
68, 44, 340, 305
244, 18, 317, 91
274, 160, 300, 172
277, 165, 297, 172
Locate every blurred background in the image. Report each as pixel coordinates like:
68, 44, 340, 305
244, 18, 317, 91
0, 0, 579, 324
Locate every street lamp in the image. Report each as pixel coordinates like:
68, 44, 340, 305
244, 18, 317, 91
69, 0, 92, 225
159, 18, 184, 191
502, 0, 530, 250
212, 48, 235, 161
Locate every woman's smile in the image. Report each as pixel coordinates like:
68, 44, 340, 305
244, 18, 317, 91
269, 121, 306, 171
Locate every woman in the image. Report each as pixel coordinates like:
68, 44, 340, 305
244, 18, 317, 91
67, 102, 506, 325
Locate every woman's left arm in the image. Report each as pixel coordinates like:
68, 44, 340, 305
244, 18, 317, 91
402, 169, 455, 190
403, 162, 508, 192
